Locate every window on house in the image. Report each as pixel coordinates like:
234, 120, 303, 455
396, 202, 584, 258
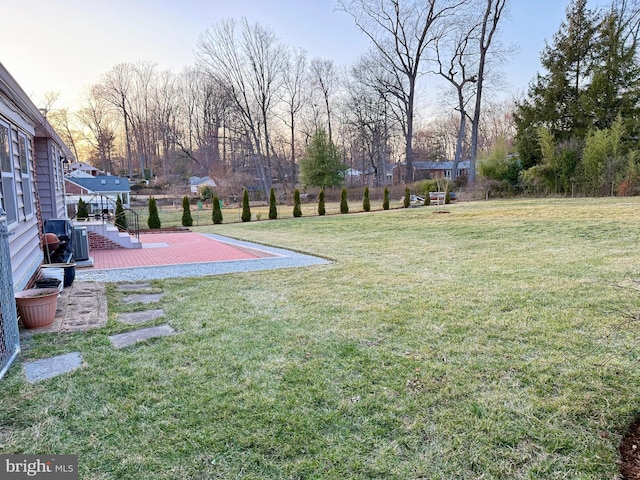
0, 122, 17, 225
19, 134, 34, 217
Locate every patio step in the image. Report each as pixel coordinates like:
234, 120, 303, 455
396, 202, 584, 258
83, 222, 142, 250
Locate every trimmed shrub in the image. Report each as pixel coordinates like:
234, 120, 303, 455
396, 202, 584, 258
424, 192, 431, 206
115, 194, 127, 231
403, 187, 411, 208
182, 196, 193, 227
363, 186, 370, 212
77, 198, 89, 219
318, 188, 326, 216
383, 186, 389, 210
269, 187, 278, 220
148, 196, 161, 229
293, 189, 302, 217
445, 190, 451, 204
212, 195, 223, 224
340, 187, 349, 214
241, 189, 251, 222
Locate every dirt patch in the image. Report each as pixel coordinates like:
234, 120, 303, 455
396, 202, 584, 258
620, 416, 640, 479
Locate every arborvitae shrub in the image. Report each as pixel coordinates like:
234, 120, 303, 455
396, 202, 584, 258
318, 188, 326, 216
293, 189, 302, 217
424, 192, 431, 206
212, 195, 223, 224
241, 189, 251, 222
77, 198, 89, 219
148, 196, 161, 229
404, 187, 411, 208
340, 187, 349, 214
182, 195, 193, 227
445, 190, 451, 204
383, 186, 389, 210
269, 187, 278, 220
363, 186, 370, 212
115, 194, 127, 231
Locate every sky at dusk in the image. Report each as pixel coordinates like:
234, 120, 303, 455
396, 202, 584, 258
0, 0, 614, 111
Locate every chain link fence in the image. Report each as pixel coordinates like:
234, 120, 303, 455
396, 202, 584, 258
0, 209, 19, 380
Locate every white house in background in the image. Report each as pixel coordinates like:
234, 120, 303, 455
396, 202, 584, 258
68, 161, 99, 176
189, 176, 217, 195
0, 62, 74, 292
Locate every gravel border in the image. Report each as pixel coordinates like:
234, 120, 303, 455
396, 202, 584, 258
75, 233, 330, 282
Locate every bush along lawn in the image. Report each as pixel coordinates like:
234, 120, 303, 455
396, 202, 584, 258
3, 197, 640, 478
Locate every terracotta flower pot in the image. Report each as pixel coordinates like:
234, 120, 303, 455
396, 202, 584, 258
15, 288, 59, 329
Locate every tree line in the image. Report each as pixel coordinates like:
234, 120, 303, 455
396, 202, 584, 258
482, 0, 640, 197
44, 0, 515, 198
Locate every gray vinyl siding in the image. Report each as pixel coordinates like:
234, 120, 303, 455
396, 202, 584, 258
35, 138, 66, 222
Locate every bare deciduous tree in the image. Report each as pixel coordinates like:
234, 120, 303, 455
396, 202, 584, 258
337, 0, 470, 183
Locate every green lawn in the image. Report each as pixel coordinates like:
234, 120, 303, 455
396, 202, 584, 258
3, 197, 640, 478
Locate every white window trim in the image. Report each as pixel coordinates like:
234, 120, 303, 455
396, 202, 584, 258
19, 133, 34, 219
0, 120, 18, 226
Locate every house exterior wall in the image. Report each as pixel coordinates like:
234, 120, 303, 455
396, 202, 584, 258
0, 108, 42, 292
35, 137, 66, 222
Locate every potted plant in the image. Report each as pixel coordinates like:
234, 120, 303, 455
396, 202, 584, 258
14, 288, 59, 329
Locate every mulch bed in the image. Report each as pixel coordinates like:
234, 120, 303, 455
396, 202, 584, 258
137, 227, 191, 234
620, 417, 640, 479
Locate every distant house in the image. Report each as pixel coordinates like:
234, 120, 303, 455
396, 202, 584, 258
393, 160, 471, 184
68, 161, 99, 176
65, 175, 130, 216
189, 176, 217, 195
0, 62, 74, 292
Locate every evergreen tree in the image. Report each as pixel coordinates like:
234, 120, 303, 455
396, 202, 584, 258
181, 196, 193, 227
77, 198, 89, 219
293, 189, 302, 217
383, 186, 390, 210
114, 194, 127, 231
299, 128, 348, 188
241, 189, 251, 222
340, 187, 349, 214
148, 196, 161, 229
318, 188, 326, 216
404, 187, 411, 208
424, 192, 430, 206
363, 186, 370, 212
212, 195, 223, 224
268, 187, 278, 220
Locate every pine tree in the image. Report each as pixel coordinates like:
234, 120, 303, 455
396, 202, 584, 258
363, 186, 370, 212
299, 128, 348, 188
241, 189, 251, 222
181, 196, 193, 227
318, 188, 326, 216
404, 187, 411, 208
77, 198, 89, 219
383, 186, 389, 210
115, 194, 127, 231
212, 195, 223, 224
268, 187, 278, 220
340, 187, 349, 214
148, 196, 161, 229
293, 189, 302, 218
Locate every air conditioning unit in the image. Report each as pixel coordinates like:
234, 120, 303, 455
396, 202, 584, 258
72, 227, 90, 261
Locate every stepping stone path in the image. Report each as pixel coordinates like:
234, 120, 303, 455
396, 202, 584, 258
116, 308, 165, 325
109, 324, 176, 349
23, 282, 176, 382
24, 352, 84, 383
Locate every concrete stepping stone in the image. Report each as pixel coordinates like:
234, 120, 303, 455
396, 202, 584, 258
24, 352, 84, 383
121, 293, 164, 305
109, 324, 176, 349
117, 283, 154, 292
116, 309, 165, 325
